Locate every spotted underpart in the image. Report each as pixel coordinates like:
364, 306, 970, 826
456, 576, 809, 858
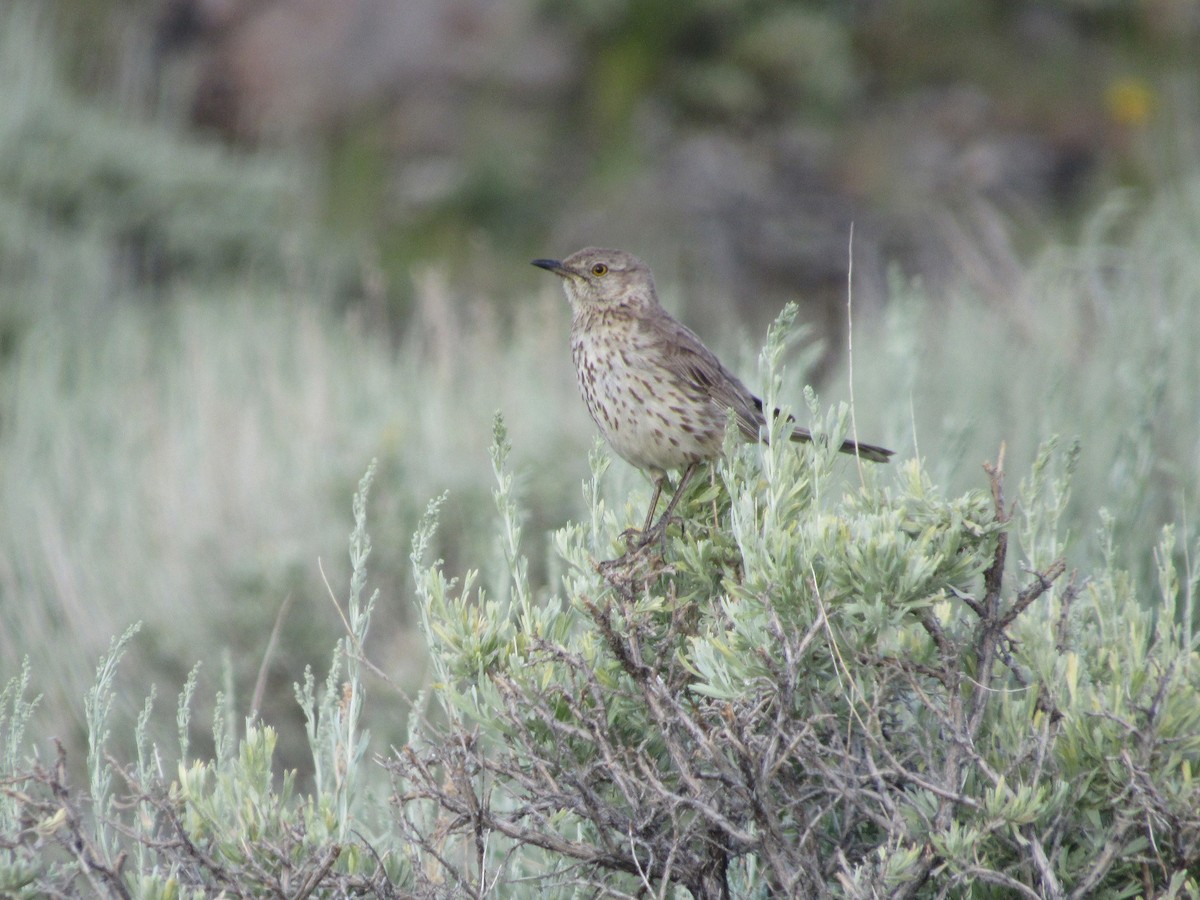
571, 303, 727, 477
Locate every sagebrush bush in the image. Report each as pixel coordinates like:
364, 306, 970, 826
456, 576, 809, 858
2, 353, 1199, 895
391, 322, 1200, 897
0, 468, 399, 898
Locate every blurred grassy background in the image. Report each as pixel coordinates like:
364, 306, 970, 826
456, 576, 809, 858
1, 2, 1198, 775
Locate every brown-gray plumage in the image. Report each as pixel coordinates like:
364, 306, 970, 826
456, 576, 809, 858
532, 247, 892, 542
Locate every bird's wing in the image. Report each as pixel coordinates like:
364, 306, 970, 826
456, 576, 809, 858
642, 314, 895, 461
648, 315, 764, 439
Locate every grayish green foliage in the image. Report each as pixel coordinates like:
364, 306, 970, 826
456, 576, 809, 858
391, 321, 1200, 896
1, 6, 1200, 898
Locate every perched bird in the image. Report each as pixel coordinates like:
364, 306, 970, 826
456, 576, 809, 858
533, 247, 892, 546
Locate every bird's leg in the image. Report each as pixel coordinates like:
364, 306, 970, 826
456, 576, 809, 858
614, 475, 665, 557
640, 475, 666, 536
709, 465, 720, 533
647, 462, 699, 544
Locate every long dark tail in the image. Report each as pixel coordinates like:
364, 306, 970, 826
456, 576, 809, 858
748, 396, 893, 462
789, 425, 894, 463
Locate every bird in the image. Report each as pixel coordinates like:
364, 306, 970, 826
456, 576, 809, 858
532, 247, 892, 549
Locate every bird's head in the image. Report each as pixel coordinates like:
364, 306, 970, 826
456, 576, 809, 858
532, 248, 657, 312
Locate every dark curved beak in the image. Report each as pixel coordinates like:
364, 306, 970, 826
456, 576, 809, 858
531, 258, 567, 276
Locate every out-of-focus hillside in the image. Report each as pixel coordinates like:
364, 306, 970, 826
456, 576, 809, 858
48, 0, 1198, 344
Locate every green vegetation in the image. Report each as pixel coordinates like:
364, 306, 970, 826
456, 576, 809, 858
0, 7, 591, 768
2, 8, 1200, 897
393, 381, 1200, 897
841, 185, 1200, 590
4, 395, 1199, 894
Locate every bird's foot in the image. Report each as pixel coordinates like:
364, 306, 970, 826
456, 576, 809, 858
598, 544, 672, 590
598, 523, 672, 582
597, 507, 690, 587
642, 511, 687, 550
617, 525, 647, 547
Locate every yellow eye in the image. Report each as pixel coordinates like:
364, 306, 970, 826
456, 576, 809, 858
590, 263, 608, 277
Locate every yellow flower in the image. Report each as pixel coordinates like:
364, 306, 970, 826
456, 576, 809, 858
1105, 77, 1154, 127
